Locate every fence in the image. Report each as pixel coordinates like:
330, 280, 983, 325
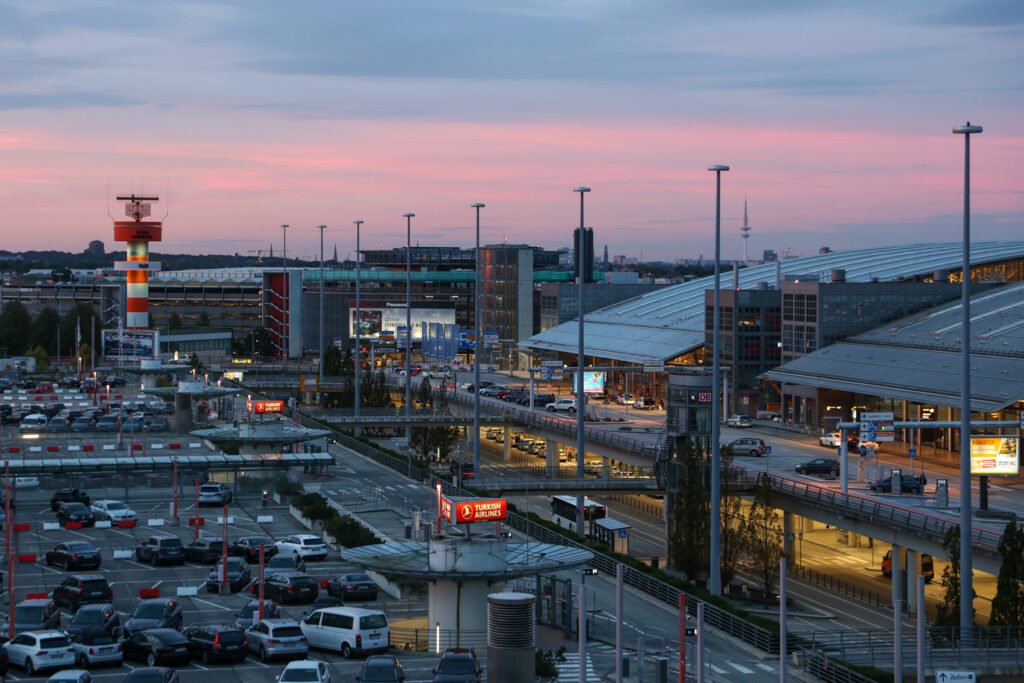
789, 563, 889, 610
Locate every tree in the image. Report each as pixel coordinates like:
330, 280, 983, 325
27, 345, 50, 372
669, 437, 709, 582
741, 475, 784, 596
416, 376, 433, 409
0, 301, 31, 355
59, 303, 99, 356
78, 343, 94, 370
324, 346, 342, 376
197, 311, 210, 327
29, 307, 61, 356
991, 519, 1024, 630
936, 525, 962, 628
720, 465, 745, 588
168, 313, 183, 331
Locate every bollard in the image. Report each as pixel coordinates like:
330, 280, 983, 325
262, 490, 269, 508
621, 654, 630, 678
655, 656, 668, 683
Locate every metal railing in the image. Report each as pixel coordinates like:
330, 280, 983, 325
789, 564, 889, 610
470, 476, 659, 493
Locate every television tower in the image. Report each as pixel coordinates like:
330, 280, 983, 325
741, 198, 751, 264
113, 194, 162, 329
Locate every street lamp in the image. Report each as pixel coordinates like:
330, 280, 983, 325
708, 163, 730, 597
954, 121, 981, 637
281, 223, 289, 360
573, 186, 590, 536
354, 220, 364, 422
471, 203, 485, 475
317, 224, 327, 406
403, 213, 415, 445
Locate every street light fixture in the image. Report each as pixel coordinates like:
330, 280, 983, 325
953, 121, 981, 637
573, 186, 590, 537
708, 163, 729, 597
471, 203, 485, 476
354, 220, 364, 423
280, 224, 289, 360
317, 224, 327, 407
403, 213, 415, 445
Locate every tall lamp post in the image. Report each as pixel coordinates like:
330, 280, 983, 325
573, 186, 590, 535
708, 164, 730, 596
280, 223, 289, 360
403, 213, 415, 443
954, 122, 981, 637
471, 203, 485, 476
317, 224, 327, 406
354, 220, 364, 422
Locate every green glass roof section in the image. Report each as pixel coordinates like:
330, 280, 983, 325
303, 270, 572, 284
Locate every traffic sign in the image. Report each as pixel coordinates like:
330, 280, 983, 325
299, 374, 318, 391
909, 447, 917, 460
541, 360, 562, 368
936, 672, 975, 682
859, 411, 894, 442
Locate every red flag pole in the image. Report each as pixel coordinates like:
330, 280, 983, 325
679, 593, 686, 682
258, 543, 266, 622
5, 460, 14, 642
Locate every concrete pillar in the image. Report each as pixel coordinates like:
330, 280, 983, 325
783, 513, 795, 563
545, 440, 558, 477
891, 544, 904, 610
502, 426, 511, 462
907, 549, 919, 615
602, 456, 611, 478
848, 532, 859, 548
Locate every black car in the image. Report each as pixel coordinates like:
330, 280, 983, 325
230, 536, 278, 562
136, 536, 186, 566
122, 629, 191, 667
57, 502, 96, 527
3, 598, 61, 634
184, 538, 225, 564
50, 488, 91, 511
263, 571, 319, 604
52, 574, 113, 610
233, 599, 281, 630
206, 558, 252, 593
64, 603, 120, 639
147, 417, 170, 432
265, 553, 302, 573
327, 573, 378, 601
432, 647, 482, 683
45, 541, 102, 570
124, 599, 184, 636
359, 655, 406, 682
519, 392, 554, 406
182, 624, 249, 664
871, 474, 927, 495
124, 668, 180, 683
795, 458, 841, 477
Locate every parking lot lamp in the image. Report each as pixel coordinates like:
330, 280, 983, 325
471, 202, 485, 475
708, 163, 730, 596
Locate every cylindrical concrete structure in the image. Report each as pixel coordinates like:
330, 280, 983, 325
427, 535, 508, 651
174, 392, 194, 434
487, 592, 535, 683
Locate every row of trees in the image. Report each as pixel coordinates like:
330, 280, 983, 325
0, 301, 100, 367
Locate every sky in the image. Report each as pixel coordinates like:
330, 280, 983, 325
0, 0, 1021, 262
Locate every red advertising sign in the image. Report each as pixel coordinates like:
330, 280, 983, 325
440, 497, 507, 524
252, 400, 284, 414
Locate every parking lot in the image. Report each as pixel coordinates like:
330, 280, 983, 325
2, 485, 442, 682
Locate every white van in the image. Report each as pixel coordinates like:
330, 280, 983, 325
18, 413, 48, 432
300, 606, 389, 658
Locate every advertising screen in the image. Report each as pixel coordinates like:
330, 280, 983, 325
970, 436, 1020, 476
102, 329, 158, 359
572, 371, 607, 394
350, 302, 456, 341
440, 497, 508, 524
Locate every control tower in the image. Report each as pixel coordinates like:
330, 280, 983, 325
113, 194, 162, 329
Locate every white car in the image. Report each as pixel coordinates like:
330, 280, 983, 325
91, 499, 138, 522
545, 398, 577, 413
15, 476, 40, 489
70, 633, 123, 667
4, 630, 76, 675
725, 414, 753, 428
276, 534, 328, 561
278, 659, 331, 683
819, 432, 843, 447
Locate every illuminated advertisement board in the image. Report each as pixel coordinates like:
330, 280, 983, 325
440, 497, 508, 524
572, 371, 607, 394
350, 301, 456, 341
249, 400, 284, 414
102, 329, 158, 360
970, 436, 1020, 476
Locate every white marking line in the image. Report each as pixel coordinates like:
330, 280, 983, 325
124, 559, 155, 570
756, 662, 776, 672
727, 661, 755, 674
709, 663, 728, 674
190, 596, 232, 611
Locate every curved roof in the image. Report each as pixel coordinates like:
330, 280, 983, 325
521, 241, 1024, 364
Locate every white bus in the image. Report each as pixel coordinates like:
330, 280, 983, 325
550, 495, 607, 535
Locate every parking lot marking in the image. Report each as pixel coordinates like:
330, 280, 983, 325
191, 596, 232, 611
124, 559, 155, 570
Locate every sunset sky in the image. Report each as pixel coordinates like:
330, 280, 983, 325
1, 0, 1021, 261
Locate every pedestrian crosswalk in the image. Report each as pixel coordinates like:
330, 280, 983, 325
555, 652, 602, 682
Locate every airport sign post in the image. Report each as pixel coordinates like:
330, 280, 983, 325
936, 672, 975, 682
859, 411, 894, 442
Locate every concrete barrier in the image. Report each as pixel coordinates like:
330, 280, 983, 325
216, 516, 234, 525
94, 521, 112, 529
147, 518, 165, 527
176, 586, 199, 597
102, 444, 116, 451
188, 442, 202, 449
42, 522, 61, 531
113, 549, 133, 559
68, 445, 81, 452
256, 515, 274, 524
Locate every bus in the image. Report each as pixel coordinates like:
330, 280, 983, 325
550, 495, 607, 535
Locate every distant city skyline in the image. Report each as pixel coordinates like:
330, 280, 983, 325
0, 1, 1020, 260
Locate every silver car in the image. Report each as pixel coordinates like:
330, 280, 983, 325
246, 618, 308, 662
70, 632, 124, 667
197, 483, 233, 506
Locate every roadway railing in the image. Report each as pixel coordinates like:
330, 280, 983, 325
470, 476, 659, 493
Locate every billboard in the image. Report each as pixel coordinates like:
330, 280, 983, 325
350, 301, 456, 341
440, 497, 508, 524
248, 400, 284, 414
970, 436, 1020, 476
102, 329, 158, 359
572, 371, 607, 394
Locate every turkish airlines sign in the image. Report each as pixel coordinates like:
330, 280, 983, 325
250, 400, 284, 414
440, 497, 507, 524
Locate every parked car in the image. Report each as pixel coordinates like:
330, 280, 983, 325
326, 573, 378, 602
432, 647, 482, 683
198, 483, 233, 506
123, 599, 183, 636
358, 655, 405, 681
57, 502, 96, 527
69, 630, 123, 667
135, 536, 186, 566
459, 381, 493, 393
871, 474, 927, 495
275, 534, 328, 560
123, 667, 180, 683
52, 574, 113, 610
58, 377, 80, 389
69, 417, 95, 432
64, 603, 121, 639
245, 618, 308, 662
3, 631, 74, 674
18, 413, 49, 432
518, 392, 554, 406
477, 385, 509, 397
184, 538, 225, 564
50, 489, 91, 511
206, 558, 252, 593
121, 629, 190, 667
230, 536, 279, 562
45, 541, 102, 570
182, 624, 249, 664
3, 598, 62, 635
725, 414, 753, 428
278, 659, 331, 683
301, 606, 389, 658
94, 416, 119, 432
722, 438, 767, 457
794, 458, 840, 477
265, 553, 303, 573
545, 398, 577, 413
263, 571, 319, 604
882, 550, 935, 582
147, 418, 170, 432
90, 500, 137, 523
48, 668, 97, 683
46, 416, 69, 433
819, 432, 860, 449
234, 599, 281, 630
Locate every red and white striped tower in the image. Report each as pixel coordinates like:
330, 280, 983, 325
113, 195, 162, 329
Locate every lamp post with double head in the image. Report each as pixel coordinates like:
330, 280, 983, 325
471, 203, 485, 475
954, 121, 981, 638
573, 186, 590, 535
280, 223, 289, 360
354, 220, 364, 422
708, 164, 730, 597
317, 224, 327, 406
403, 213, 415, 443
